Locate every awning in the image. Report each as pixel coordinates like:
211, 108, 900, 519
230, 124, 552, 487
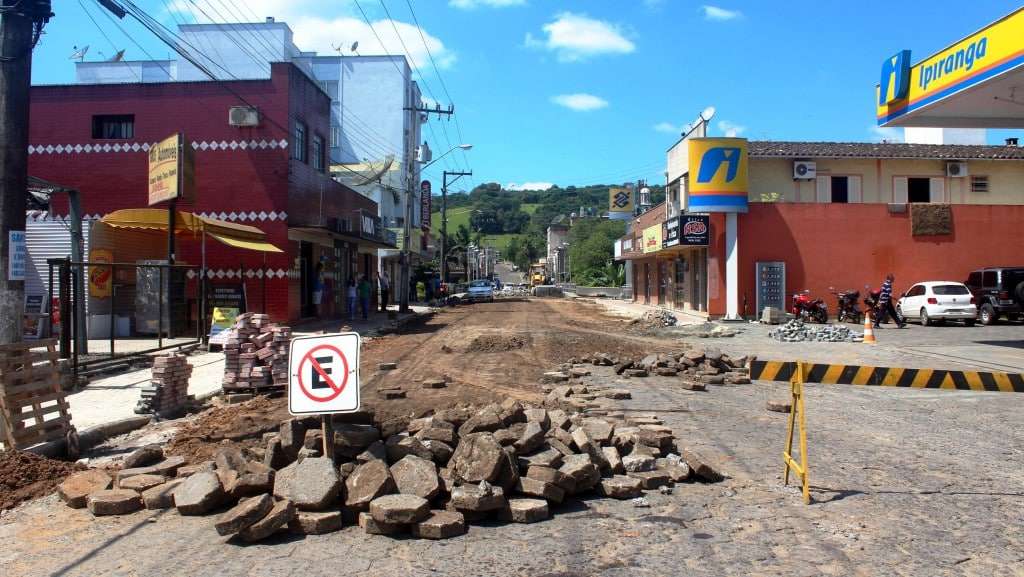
100, 208, 282, 253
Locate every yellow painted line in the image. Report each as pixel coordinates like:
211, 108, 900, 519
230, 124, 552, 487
911, 369, 934, 388
964, 372, 983, 390
939, 373, 956, 390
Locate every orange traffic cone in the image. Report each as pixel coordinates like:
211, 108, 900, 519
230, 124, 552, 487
863, 311, 877, 344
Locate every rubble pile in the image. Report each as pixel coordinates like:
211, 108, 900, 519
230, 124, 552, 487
56, 400, 724, 541
674, 322, 740, 339
632, 310, 678, 328
768, 319, 863, 343
566, 348, 752, 391
135, 354, 193, 416
223, 313, 292, 392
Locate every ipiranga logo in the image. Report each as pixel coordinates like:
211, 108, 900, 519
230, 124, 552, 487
919, 37, 988, 91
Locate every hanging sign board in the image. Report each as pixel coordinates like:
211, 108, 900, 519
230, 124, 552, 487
420, 180, 432, 230
148, 133, 195, 205
687, 137, 749, 213
680, 214, 710, 246
288, 333, 362, 415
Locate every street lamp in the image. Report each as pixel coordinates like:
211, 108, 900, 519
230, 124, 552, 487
400, 143, 473, 313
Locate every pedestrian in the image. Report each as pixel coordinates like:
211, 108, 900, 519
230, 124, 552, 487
346, 277, 357, 321
416, 279, 426, 302
378, 270, 391, 313
312, 262, 325, 317
358, 274, 372, 320
876, 273, 906, 328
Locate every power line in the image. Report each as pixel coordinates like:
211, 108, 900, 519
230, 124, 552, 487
77, 0, 140, 81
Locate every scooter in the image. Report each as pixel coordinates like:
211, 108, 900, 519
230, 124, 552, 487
791, 290, 828, 323
830, 287, 862, 324
863, 286, 885, 324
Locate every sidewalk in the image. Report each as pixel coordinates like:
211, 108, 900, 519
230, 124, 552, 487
65, 306, 431, 430
576, 295, 709, 326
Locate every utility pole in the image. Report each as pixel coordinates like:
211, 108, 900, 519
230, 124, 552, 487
0, 1, 52, 344
440, 169, 471, 285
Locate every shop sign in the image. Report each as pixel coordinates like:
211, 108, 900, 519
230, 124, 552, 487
687, 137, 748, 213
148, 133, 195, 205
420, 180, 432, 229
622, 237, 634, 252
642, 224, 662, 254
7, 230, 25, 281
88, 248, 113, 298
876, 8, 1024, 125
664, 217, 680, 247
679, 214, 710, 246
23, 294, 44, 339
208, 283, 246, 313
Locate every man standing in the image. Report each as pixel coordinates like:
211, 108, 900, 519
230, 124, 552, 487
378, 270, 391, 313
877, 273, 906, 328
358, 275, 372, 320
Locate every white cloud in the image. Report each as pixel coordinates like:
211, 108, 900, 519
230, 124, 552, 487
450, 0, 526, 9
653, 122, 679, 134
506, 182, 553, 191
869, 125, 904, 143
530, 12, 635, 62
701, 5, 742, 21
551, 93, 609, 111
718, 120, 746, 137
166, 1, 454, 71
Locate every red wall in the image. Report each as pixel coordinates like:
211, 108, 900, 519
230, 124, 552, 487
736, 203, 1024, 316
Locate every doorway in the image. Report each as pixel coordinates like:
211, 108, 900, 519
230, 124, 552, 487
299, 241, 315, 317
643, 262, 651, 305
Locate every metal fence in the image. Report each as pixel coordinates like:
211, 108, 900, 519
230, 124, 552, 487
46, 258, 207, 375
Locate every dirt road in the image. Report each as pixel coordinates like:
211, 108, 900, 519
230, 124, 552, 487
1, 298, 1022, 577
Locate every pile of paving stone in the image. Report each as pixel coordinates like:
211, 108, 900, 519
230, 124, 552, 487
674, 322, 740, 339
558, 349, 752, 392
56, 401, 725, 541
135, 353, 193, 417
633, 310, 678, 328
768, 319, 863, 343
222, 313, 292, 392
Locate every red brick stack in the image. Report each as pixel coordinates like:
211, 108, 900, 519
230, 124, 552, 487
222, 313, 292, 393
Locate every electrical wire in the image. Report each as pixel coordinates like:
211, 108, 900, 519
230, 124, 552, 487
77, 0, 140, 82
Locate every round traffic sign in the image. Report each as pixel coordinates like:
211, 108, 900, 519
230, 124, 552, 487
296, 344, 350, 402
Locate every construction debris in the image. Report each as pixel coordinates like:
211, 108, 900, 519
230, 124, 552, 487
57, 398, 722, 542
632, 310, 678, 328
768, 319, 863, 343
135, 354, 193, 416
222, 314, 291, 392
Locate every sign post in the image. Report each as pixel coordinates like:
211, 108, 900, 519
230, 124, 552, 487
288, 333, 362, 458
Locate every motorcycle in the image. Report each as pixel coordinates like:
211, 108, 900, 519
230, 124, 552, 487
830, 287, 862, 324
791, 290, 828, 323
863, 286, 885, 324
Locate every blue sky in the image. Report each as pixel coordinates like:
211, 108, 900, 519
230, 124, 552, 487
32, 0, 1023, 192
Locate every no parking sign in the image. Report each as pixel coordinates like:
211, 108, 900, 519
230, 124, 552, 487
288, 333, 361, 415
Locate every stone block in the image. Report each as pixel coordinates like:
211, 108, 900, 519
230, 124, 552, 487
390, 455, 441, 500
175, 471, 226, 515
273, 457, 341, 511
448, 481, 505, 512
358, 511, 406, 535
514, 477, 564, 504
602, 446, 625, 474
497, 498, 549, 523
385, 435, 434, 463
289, 510, 343, 535
215, 494, 274, 536
123, 445, 164, 469
627, 470, 672, 489
622, 454, 656, 473
369, 494, 431, 524
681, 448, 725, 482
214, 446, 248, 472
450, 432, 504, 484
87, 489, 142, 516
412, 510, 466, 539
599, 475, 643, 499
141, 479, 183, 510
238, 499, 296, 542
58, 469, 113, 508
119, 474, 166, 492
345, 460, 396, 510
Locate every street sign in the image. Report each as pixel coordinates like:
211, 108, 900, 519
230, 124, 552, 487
288, 332, 361, 415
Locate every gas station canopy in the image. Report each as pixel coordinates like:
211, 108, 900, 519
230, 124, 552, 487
877, 7, 1024, 128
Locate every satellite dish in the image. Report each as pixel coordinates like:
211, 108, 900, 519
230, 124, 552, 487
700, 106, 716, 122
350, 41, 359, 53
355, 154, 395, 185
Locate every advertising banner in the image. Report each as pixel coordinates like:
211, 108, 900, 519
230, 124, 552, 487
420, 180, 432, 229
88, 248, 113, 298
642, 224, 662, 254
7, 230, 25, 281
148, 133, 194, 205
664, 217, 680, 247
208, 306, 240, 345
687, 137, 748, 213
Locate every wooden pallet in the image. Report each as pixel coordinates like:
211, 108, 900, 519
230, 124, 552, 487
0, 339, 73, 450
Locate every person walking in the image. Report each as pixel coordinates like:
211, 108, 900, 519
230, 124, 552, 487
378, 270, 391, 313
345, 277, 357, 321
358, 275, 372, 320
876, 273, 906, 328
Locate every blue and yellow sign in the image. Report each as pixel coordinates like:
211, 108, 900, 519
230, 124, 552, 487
608, 187, 634, 213
687, 137, 748, 213
877, 7, 1024, 125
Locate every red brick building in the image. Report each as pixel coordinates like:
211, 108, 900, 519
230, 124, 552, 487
29, 63, 390, 324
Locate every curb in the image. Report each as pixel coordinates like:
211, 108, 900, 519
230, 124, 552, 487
26, 415, 153, 459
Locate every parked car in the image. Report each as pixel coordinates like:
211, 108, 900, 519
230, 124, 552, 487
467, 279, 495, 303
965, 267, 1024, 325
896, 281, 977, 326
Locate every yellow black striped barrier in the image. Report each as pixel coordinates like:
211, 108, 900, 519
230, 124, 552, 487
750, 360, 1024, 393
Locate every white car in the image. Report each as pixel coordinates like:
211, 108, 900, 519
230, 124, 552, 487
897, 281, 977, 326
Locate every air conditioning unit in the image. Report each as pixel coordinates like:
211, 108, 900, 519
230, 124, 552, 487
946, 161, 968, 177
793, 161, 817, 180
228, 106, 260, 127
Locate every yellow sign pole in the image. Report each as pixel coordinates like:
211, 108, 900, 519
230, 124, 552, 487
783, 361, 811, 504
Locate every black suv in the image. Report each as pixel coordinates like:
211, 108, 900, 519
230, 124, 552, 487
965, 267, 1024, 324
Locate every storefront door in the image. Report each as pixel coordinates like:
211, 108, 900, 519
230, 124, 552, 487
658, 260, 670, 307
643, 263, 651, 305
675, 256, 688, 310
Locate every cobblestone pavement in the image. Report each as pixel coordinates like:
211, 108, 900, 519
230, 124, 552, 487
3, 361, 1022, 577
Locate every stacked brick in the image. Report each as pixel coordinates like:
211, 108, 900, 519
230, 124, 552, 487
136, 354, 193, 416
222, 313, 292, 393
